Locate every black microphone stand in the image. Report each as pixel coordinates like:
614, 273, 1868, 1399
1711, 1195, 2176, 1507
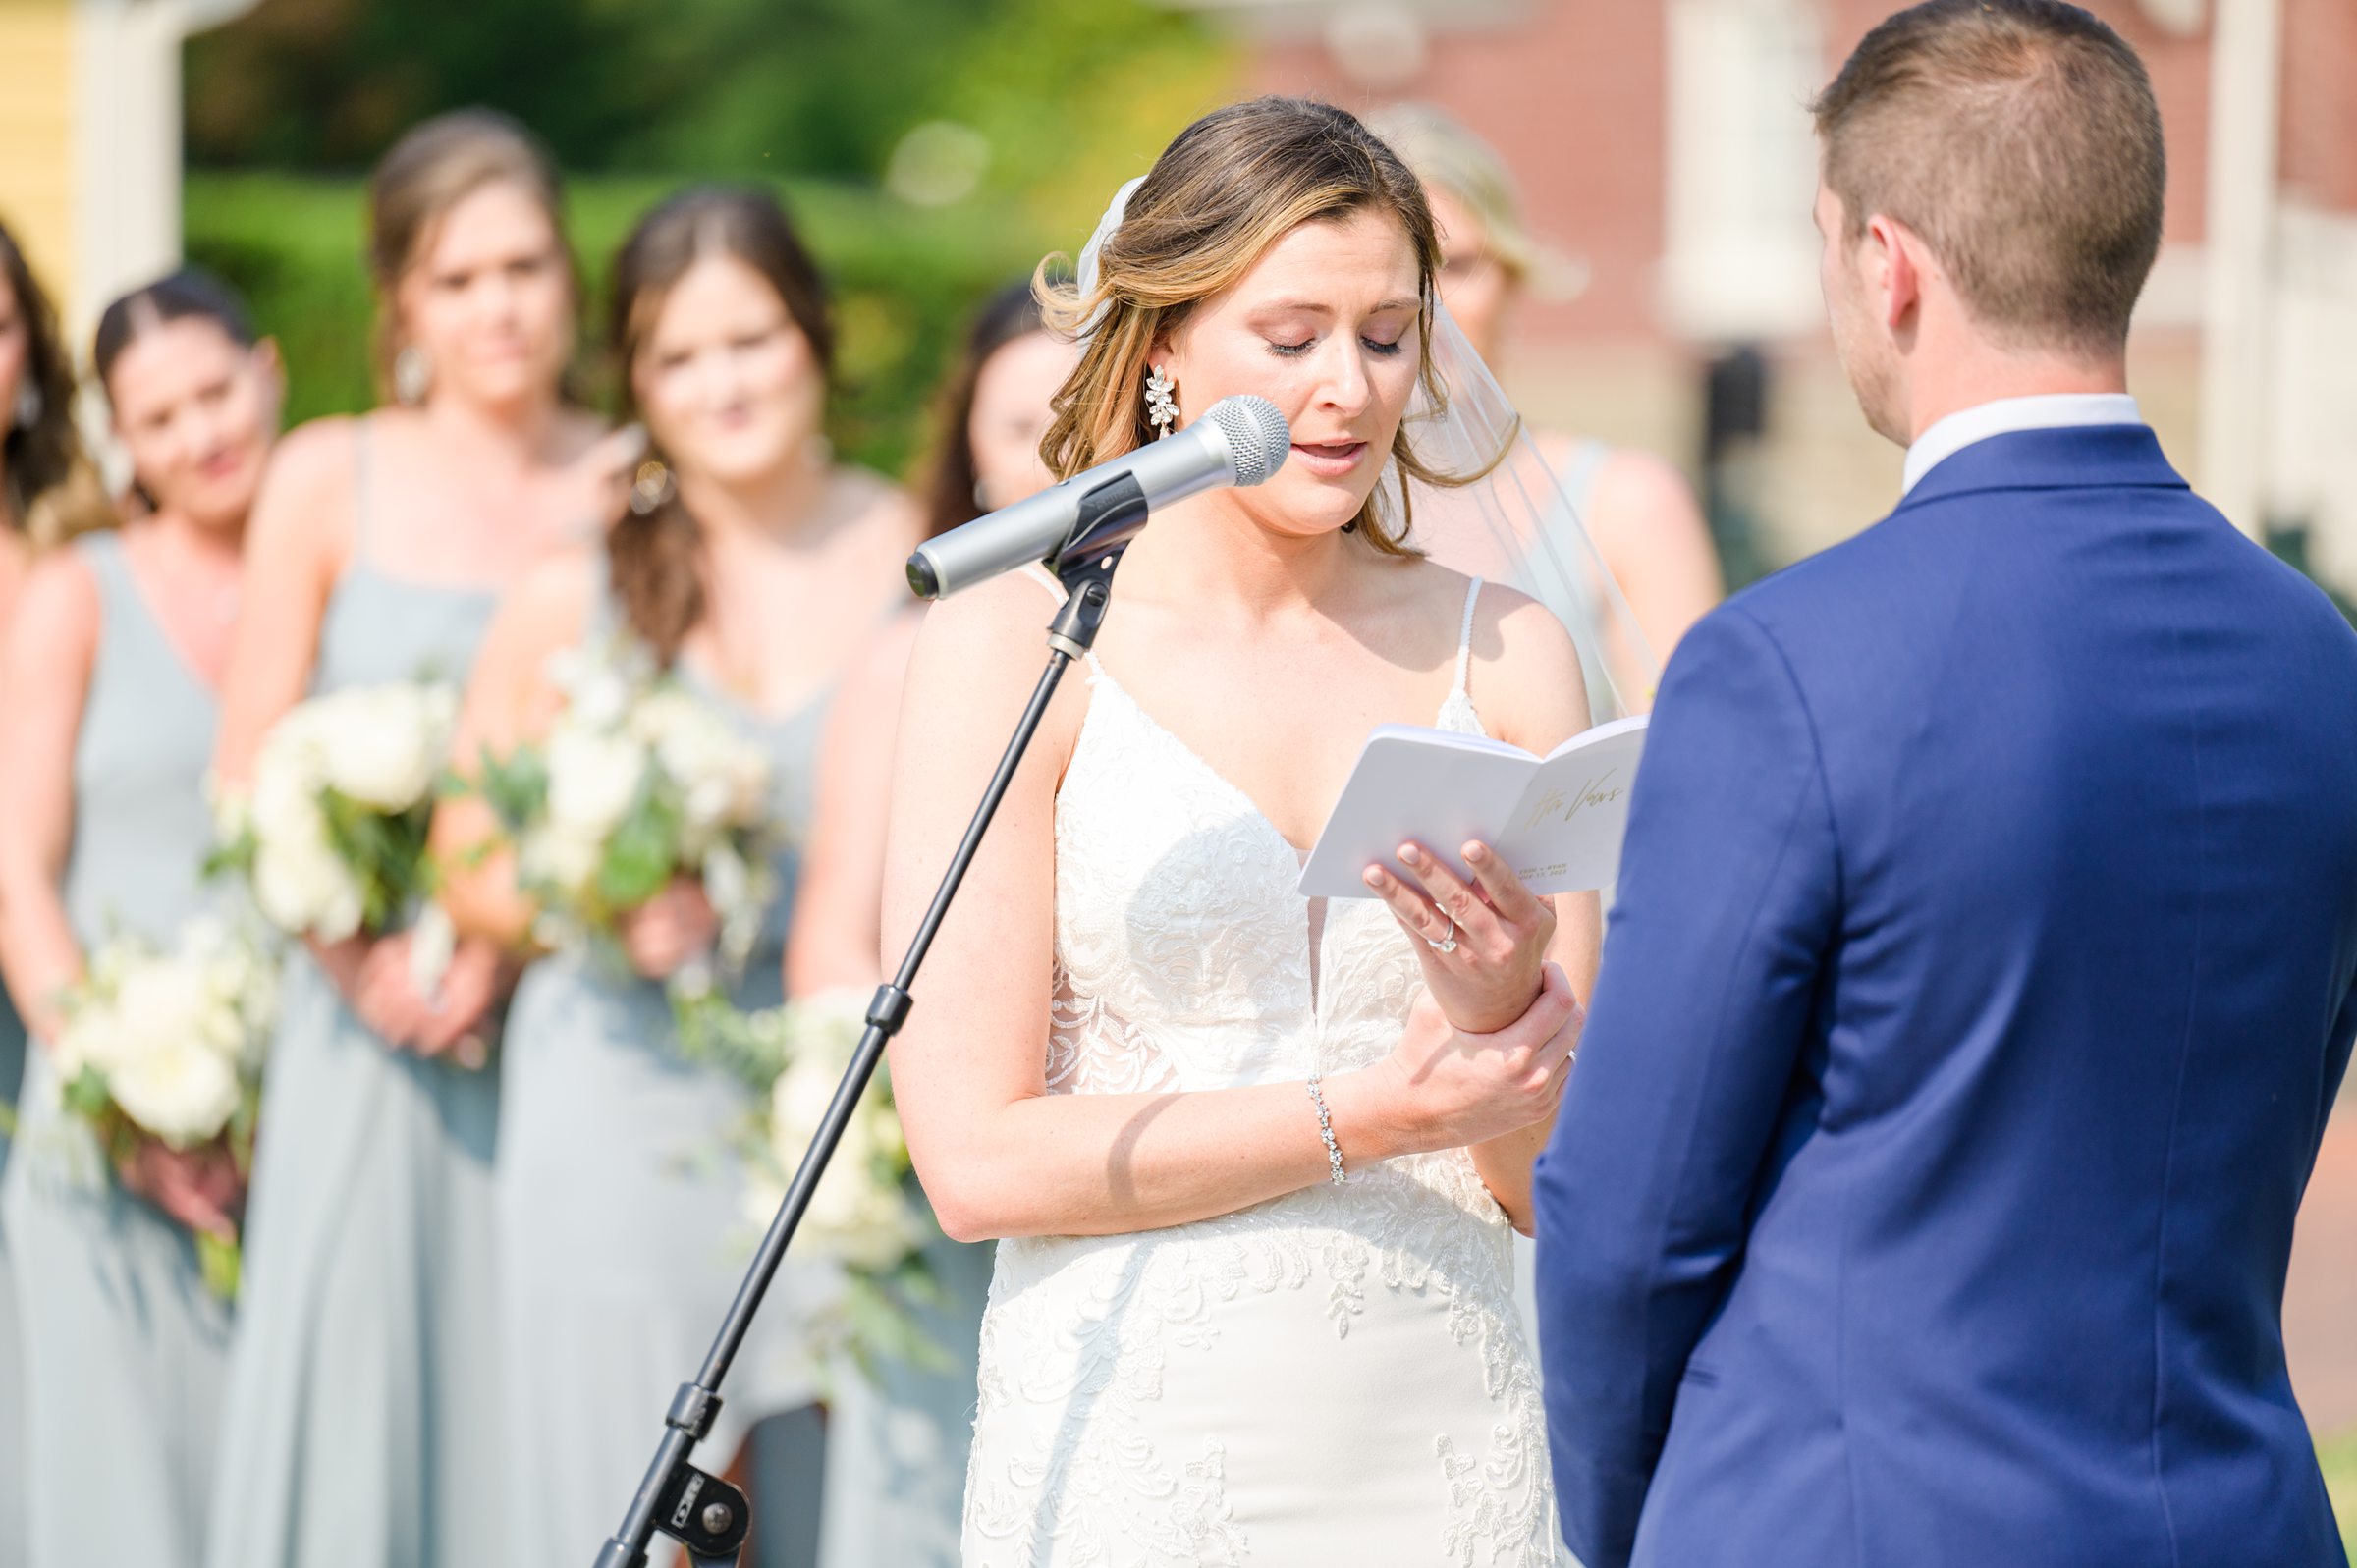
591, 478, 1149, 1567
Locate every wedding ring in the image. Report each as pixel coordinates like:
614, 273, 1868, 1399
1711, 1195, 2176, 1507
1427, 918, 1459, 954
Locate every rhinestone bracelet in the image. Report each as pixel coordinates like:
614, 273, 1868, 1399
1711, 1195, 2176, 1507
1305, 1074, 1346, 1186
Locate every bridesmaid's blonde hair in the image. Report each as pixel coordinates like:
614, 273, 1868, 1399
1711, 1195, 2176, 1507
1036, 97, 1453, 554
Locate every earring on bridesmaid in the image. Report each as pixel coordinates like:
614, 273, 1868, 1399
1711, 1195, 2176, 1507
392, 346, 433, 406
12, 377, 42, 431
629, 459, 676, 515
1144, 363, 1178, 440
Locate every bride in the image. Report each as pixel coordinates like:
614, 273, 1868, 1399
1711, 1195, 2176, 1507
885, 98, 1609, 1565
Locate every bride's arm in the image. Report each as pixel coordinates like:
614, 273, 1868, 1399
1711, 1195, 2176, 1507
882, 576, 1577, 1244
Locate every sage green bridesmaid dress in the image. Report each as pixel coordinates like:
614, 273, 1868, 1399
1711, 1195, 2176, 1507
495, 563, 838, 1568
1, 531, 235, 1567
205, 423, 509, 1568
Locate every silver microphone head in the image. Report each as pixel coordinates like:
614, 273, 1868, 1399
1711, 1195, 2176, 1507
1202, 395, 1290, 486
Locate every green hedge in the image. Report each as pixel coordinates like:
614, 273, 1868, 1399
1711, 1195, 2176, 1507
185, 171, 1049, 482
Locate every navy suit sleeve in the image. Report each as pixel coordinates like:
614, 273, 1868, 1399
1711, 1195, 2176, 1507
1533, 606, 1840, 1567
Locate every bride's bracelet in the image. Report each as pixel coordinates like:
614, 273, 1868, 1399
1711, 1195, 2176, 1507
1305, 1074, 1346, 1186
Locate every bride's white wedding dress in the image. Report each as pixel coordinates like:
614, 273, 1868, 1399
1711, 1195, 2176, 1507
961, 573, 1569, 1567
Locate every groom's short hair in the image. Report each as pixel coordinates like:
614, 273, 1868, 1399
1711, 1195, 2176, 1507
1812, 0, 2165, 358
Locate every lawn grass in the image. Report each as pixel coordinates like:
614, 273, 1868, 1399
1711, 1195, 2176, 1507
2324, 1428, 2357, 1556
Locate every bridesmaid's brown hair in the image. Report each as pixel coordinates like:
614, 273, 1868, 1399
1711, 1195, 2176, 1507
605, 186, 834, 665
366, 109, 574, 403
0, 219, 99, 545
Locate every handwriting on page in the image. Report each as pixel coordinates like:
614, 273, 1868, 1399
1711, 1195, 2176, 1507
1517, 772, 1625, 832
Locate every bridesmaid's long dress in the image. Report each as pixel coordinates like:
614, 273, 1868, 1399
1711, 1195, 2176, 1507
205, 424, 509, 1568
813, 1233, 994, 1568
0, 985, 27, 1565
496, 567, 840, 1568
1, 532, 235, 1567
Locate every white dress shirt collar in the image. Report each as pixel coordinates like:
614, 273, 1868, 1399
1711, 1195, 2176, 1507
1901, 392, 2144, 495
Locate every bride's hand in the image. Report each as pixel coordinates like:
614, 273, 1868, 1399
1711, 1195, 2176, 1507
1363, 838, 1555, 1033
1339, 962, 1582, 1159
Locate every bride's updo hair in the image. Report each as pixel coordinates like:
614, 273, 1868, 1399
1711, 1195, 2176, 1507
1037, 97, 1452, 553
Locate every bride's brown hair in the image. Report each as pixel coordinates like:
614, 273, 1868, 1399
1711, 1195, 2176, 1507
1037, 97, 1456, 553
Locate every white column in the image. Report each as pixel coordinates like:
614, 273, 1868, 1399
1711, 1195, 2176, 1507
67, 0, 258, 343
2198, 0, 2282, 538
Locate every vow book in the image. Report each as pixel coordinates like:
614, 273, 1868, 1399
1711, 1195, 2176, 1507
1297, 715, 1649, 898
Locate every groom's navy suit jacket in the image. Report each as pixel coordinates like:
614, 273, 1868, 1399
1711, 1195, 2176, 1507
1532, 426, 2357, 1568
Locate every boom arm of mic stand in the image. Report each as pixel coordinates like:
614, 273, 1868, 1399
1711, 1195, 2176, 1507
589, 534, 1135, 1567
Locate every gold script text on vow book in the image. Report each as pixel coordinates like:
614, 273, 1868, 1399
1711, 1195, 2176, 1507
1296, 715, 1650, 898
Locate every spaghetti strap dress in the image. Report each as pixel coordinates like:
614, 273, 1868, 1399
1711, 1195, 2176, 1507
495, 556, 837, 1568
204, 422, 510, 1568
2, 531, 237, 1568
0, 983, 26, 1563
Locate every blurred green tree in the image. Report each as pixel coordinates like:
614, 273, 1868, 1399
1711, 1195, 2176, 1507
183, 0, 1235, 479
187, 0, 1225, 199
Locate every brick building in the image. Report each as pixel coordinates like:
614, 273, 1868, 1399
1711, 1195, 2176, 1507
1186, 0, 2357, 595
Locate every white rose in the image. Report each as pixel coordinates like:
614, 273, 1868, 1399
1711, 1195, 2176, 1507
109, 1030, 243, 1147
633, 694, 769, 832
521, 822, 605, 900
545, 725, 649, 839
254, 814, 365, 941
316, 683, 453, 811
54, 998, 131, 1081
113, 952, 215, 1050
767, 1055, 922, 1271
251, 719, 327, 825
549, 644, 635, 731
207, 776, 255, 846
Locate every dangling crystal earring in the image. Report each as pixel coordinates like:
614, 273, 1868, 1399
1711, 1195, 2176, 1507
392, 346, 432, 406
1144, 364, 1178, 440
12, 378, 42, 431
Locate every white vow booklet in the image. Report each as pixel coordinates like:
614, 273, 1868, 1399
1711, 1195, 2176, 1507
1297, 715, 1649, 898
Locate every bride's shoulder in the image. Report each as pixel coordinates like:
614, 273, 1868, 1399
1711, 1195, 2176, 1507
1388, 555, 1575, 672
901, 566, 1090, 761
1425, 565, 1591, 741
907, 567, 1072, 683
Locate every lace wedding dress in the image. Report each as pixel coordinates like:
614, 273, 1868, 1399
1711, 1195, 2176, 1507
961, 573, 1570, 1567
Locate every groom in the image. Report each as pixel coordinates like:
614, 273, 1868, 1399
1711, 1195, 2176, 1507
1531, 4, 2357, 1566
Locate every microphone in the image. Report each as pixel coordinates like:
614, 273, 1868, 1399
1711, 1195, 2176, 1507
907, 394, 1290, 599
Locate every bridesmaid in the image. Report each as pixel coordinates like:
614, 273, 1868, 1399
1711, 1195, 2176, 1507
435, 185, 916, 1568
789, 279, 1069, 992
0, 212, 107, 1566
789, 278, 1071, 1568
204, 110, 629, 1568
1367, 102, 1723, 683
0, 269, 282, 1568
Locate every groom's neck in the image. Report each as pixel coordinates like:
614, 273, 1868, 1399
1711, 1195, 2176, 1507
1899, 338, 2131, 445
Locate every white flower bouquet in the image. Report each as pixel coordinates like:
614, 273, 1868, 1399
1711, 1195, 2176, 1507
472, 636, 778, 983
734, 989, 945, 1380
212, 679, 460, 946
52, 914, 278, 1297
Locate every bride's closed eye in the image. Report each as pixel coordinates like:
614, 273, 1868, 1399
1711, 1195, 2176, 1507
1265, 335, 1406, 358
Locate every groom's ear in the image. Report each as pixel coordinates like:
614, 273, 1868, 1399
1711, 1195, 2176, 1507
1865, 213, 1925, 337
